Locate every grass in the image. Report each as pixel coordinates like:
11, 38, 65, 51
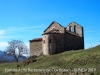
0, 45, 100, 75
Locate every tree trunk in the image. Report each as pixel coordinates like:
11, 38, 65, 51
16, 59, 18, 62
14, 55, 18, 62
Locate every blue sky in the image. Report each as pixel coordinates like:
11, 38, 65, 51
0, 0, 100, 51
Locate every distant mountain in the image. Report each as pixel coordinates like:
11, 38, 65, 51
0, 50, 4, 55
0, 50, 26, 62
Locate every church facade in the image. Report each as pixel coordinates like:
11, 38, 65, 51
30, 21, 84, 56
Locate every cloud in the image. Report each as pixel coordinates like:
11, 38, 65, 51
0, 25, 45, 50
4, 25, 46, 32
0, 42, 8, 50
0, 25, 45, 39
25, 42, 29, 49
0, 42, 29, 51
84, 27, 100, 36
0, 30, 5, 35
0, 35, 25, 39
0, 42, 8, 47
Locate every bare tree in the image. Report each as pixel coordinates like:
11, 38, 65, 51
4, 40, 29, 62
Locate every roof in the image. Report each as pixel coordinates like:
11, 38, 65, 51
42, 32, 61, 35
30, 38, 42, 42
44, 21, 65, 32
66, 30, 81, 37
43, 27, 62, 34
43, 30, 81, 37
67, 21, 83, 28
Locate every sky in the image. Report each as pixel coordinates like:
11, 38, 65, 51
0, 0, 100, 51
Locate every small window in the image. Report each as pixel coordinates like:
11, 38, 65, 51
49, 39, 52, 43
43, 40, 45, 43
69, 26, 72, 32
74, 26, 76, 33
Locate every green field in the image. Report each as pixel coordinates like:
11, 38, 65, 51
0, 45, 100, 75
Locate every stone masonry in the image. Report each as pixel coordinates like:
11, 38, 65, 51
30, 21, 84, 56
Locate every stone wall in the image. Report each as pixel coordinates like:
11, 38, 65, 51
49, 34, 65, 54
42, 35, 50, 55
42, 33, 84, 55
66, 22, 84, 37
64, 33, 84, 51
44, 22, 65, 34
30, 33, 84, 56
30, 41, 42, 56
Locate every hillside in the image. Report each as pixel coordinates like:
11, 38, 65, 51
0, 45, 100, 75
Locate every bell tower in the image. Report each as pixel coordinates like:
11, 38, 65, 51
66, 22, 84, 37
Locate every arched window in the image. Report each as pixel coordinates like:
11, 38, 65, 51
74, 26, 76, 33
69, 26, 72, 32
